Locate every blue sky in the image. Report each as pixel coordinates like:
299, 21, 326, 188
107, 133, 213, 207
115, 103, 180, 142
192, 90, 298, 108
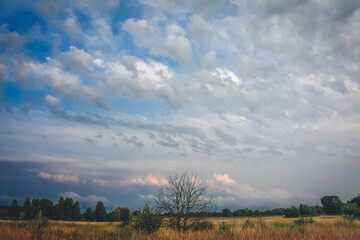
1, 0, 360, 211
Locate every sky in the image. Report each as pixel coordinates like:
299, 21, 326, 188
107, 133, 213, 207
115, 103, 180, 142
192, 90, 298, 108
0, 0, 360, 211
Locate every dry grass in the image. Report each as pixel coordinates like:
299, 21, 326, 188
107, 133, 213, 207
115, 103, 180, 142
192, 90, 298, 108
1, 216, 360, 240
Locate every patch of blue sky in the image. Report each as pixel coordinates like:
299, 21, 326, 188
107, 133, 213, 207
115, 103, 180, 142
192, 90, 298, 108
1, 83, 24, 105
0, 10, 47, 34
1, 82, 55, 109
74, 10, 93, 32
24, 40, 51, 62
0, 41, 8, 54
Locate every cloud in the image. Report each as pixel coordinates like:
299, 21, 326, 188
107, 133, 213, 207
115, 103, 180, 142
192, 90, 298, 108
123, 136, 144, 148
94, 174, 168, 187
141, 0, 224, 18
38, 172, 79, 183
30, 59, 80, 95
122, 19, 193, 65
0, 24, 27, 53
60, 46, 94, 74
213, 173, 236, 185
61, 191, 109, 204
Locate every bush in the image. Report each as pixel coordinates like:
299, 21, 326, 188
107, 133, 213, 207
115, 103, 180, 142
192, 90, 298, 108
134, 203, 163, 234
218, 222, 231, 234
191, 220, 214, 231
294, 218, 314, 225
28, 210, 48, 240
343, 203, 360, 219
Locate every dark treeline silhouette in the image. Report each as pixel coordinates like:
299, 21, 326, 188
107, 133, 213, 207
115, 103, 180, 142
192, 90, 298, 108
0, 197, 131, 222
1, 193, 359, 221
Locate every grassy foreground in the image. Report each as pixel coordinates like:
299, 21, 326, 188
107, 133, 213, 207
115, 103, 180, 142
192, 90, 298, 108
1, 215, 360, 240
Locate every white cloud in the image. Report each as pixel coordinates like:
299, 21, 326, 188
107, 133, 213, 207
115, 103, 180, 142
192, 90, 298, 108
38, 172, 79, 183
62, 18, 79, 39
122, 19, 193, 65
214, 173, 236, 185
0, 24, 27, 53
93, 174, 168, 187
29, 58, 80, 95
61, 46, 94, 74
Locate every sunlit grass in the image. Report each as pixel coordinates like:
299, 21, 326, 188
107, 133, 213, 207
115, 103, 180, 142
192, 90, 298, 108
1, 215, 360, 239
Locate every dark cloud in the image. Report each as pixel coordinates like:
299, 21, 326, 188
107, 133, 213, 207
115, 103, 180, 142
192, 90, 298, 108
123, 136, 144, 148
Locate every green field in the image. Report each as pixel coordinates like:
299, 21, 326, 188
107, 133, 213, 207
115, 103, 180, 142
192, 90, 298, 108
1, 215, 360, 240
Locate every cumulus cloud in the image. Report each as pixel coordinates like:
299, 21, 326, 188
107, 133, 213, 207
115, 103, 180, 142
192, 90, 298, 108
60, 46, 93, 74
0, 24, 27, 53
38, 172, 79, 183
29, 59, 80, 95
122, 19, 193, 65
213, 173, 236, 185
94, 174, 168, 187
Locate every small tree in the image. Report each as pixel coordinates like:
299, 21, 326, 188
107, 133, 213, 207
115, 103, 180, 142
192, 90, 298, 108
95, 201, 107, 222
222, 208, 232, 217
114, 207, 121, 221
120, 207, 132, 225
155, 172, 212, 232
134, 203, 163, 234
83, 207, 95, 221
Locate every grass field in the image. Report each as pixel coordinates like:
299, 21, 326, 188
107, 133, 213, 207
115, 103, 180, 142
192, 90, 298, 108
1, 215, 360, 239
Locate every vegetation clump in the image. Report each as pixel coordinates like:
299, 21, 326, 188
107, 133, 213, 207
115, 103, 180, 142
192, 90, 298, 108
134, 203, 162, 234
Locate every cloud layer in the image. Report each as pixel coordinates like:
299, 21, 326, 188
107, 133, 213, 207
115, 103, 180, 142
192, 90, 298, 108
1, 0, 360, 209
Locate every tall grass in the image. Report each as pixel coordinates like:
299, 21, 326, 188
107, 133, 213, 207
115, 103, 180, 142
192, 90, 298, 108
1, 216, 360, 240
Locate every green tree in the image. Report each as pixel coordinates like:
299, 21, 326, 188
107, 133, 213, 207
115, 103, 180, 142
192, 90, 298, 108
22, 198, 32, 220
343, 203, 360, 218
10, 199, 21, 219
40, 199, 54, 219
95, 201, 107, 222
83, 207, 95, 221
73, 201, 81, 221
134, 203, 163, 234
348, 194, 360, 207
54, 197, 65, 220
321, 195, 342, 215
299, 204, 316, 216
114, 207, 121, 221
284, 206, 299, 218
120, 207, 132, 225
222, 208, 232, 217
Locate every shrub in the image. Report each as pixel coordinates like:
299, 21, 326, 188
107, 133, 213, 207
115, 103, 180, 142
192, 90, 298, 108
294, 217, 314, 225
218, 222, 231, 234
28, 210, 48, 240
134, 203, 162, 234
343, 203, 360, 219
191, 220, 214, 231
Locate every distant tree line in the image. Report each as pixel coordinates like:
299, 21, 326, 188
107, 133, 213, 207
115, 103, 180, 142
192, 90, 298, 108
210, 194, 360, 218
0, 197, 131, 222
1, 193, 359, 222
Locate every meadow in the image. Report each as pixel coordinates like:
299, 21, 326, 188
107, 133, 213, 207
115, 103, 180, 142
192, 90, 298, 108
1, 215, 360, 240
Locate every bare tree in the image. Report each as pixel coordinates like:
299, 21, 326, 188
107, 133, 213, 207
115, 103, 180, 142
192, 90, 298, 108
155, 172, 212, 232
